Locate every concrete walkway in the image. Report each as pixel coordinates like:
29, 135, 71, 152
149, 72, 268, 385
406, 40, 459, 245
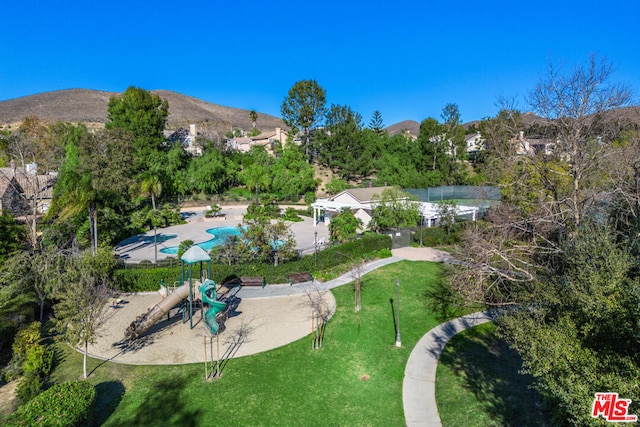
402, 310, 496, 426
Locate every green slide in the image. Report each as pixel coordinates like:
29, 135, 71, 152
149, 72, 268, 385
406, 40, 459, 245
200, 280, 227, 334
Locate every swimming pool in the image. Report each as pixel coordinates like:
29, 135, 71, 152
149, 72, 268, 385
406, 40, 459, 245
159, 226, 245, 255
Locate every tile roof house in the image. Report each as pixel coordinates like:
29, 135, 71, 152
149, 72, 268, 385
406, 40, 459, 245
0, 173, 27, 216
0, 164, 57, 215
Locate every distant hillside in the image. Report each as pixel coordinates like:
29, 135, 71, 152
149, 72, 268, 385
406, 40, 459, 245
0, 89, 286, 134
385, 120, 420, 138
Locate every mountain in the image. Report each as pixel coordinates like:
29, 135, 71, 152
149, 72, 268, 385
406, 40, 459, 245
0, 89, 286, 133
385, 120, 420, 138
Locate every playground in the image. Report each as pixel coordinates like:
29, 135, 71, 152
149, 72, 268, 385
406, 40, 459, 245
87, 245, 335, 365
86, 291, 334, 365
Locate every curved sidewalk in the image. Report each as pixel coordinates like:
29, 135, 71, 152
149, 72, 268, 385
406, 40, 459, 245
403, 310, 496, 426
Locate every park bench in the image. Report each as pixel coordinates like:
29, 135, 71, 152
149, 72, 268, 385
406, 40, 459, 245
289, 272, 313, 285
240, 276, 266, 288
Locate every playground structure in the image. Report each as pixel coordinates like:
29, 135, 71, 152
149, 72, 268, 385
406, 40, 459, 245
125, 246, 238, 340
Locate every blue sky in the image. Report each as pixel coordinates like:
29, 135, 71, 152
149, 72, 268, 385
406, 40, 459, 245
1, 0, 639, 126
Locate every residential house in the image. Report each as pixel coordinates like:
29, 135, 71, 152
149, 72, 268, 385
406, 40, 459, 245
164, 124, 202, 156
465, 132, 485, 154
0, 164, 55, 216
0, 174, 26, 216
513, 131, 555, 156
228, 127, 291, 154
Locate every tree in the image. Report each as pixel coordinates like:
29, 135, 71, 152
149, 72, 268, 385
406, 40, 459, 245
526, 55, 633, 227
0, 211, 25, 266
131, 173, 162, 211
270, 140, 317, 200
106, 86, 169, 171
48, 128, 135, 254
281, 80, 326, 160
369, 188, 420, 232
249, 110, 258, 128
498, 225, 640, 425
445, 56, 639, 424
315, 104, 371, 179
240, 163, 270, 204
368, 110, 385, 135
53, 248, 116, 379
329, 208, 362, 243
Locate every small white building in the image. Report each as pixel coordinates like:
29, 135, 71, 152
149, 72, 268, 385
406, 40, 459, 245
312, 186, 478, 229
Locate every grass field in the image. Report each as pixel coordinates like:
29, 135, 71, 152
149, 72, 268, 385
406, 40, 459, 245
436, 323, 552, 426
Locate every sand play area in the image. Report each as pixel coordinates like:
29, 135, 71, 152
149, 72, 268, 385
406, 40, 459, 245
86, 288, 335, 365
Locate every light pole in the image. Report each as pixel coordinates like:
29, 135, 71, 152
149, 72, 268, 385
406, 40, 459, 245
154, 226, 158, 264
314, 230, 318, 269
395, 278, 401, 347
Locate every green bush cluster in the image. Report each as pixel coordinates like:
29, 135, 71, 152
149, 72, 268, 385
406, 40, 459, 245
282, 207, 302, 222
5, 381, 96, 427
113, 233, 392, 291
413, 224, 465, 247
3, 322, 53, 403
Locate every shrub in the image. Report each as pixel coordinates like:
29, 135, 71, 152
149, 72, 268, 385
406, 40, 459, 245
15, 371, 42, 404
5, 381, 96, 427
377, 248, 392, 258
282, 207, 301, 222
5, 322, 53, 401
113, 233, 392, 290
304, 192, 316, 205
413, 224, 464, 246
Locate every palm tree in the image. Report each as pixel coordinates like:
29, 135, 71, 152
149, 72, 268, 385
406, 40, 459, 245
240, 164, 270, 204
133, 173, 162, 210
48, 168, 99, 254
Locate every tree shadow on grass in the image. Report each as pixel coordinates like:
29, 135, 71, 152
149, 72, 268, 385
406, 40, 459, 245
118, 374, 202, 426
91, 381, 125, 427
438, 326, 553, 426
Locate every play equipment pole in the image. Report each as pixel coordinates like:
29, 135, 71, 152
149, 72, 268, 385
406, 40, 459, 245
203, 336, 208, 380
216, 333, 220, 378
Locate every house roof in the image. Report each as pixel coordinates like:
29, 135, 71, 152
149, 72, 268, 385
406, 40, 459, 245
0, 167, 56, 200
330, 186, 395, 204
0, 174, 20, 197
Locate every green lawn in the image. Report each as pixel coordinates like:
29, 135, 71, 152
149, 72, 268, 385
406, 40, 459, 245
52, 261, 445, 426
436, 323, 552, 426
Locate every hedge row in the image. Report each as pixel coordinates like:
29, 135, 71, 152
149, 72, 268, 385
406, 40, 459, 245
113, 233, 392, 292
5, 381, 96, 427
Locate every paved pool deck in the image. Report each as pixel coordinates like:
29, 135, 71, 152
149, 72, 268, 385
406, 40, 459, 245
114, 205, 330, 263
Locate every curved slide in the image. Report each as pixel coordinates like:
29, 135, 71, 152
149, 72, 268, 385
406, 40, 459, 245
200, 279, 227, 335
125, 283, 191, 340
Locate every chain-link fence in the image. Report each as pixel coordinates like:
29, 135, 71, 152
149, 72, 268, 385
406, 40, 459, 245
406, 186, 500, 216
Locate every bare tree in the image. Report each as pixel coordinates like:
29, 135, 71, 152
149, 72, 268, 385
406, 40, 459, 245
351, 260, 366, 313
451, 56, 635, 307
53, 249, 115, 378
526, 55, 633, 227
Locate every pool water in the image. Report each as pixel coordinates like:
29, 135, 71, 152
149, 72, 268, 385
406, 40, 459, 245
160, 226, 244, 255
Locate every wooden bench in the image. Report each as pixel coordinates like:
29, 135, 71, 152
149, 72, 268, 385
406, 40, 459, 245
289, 272, 313, 285
241, 276, 266, 288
